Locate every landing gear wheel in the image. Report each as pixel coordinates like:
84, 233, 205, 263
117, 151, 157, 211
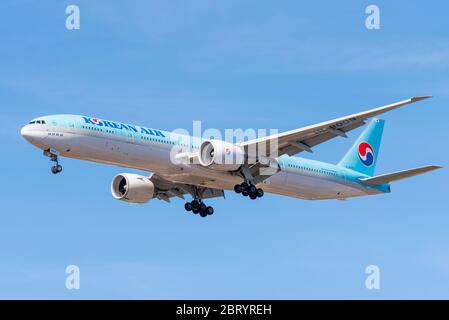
199, 202, 207, 212
199, 209, 208, 218
256, 188, 264, 198
234, 184, 243, 194
192, 208, 199, 214
206, 206, 214, 215
248, 184, 257, 194
249, 193, 258, 200
184, 202, 192, 211
191, 200, 200, 210
242, 190, 249, 197
51, 165, 61, 174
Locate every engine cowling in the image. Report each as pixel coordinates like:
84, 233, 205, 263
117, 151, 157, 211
198, 139, 245, 171
111, 173, 155, 204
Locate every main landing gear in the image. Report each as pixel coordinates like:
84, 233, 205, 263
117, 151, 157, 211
44, 149, 63, 174
184, 200, 214, 218
234, 181, 264, 200
183, 186, 215, 218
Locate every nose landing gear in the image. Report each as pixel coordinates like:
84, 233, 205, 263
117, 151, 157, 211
44, 149, 63, 174
51, 164, 63, 174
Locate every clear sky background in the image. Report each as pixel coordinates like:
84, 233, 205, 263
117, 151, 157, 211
0, 0, 448, 299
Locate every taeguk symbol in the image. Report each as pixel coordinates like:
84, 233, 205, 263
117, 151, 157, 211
358, 142, 375, 166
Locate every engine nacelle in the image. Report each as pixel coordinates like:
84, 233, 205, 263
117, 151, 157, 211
111, 173, 155, 204
198, 139, 245, 171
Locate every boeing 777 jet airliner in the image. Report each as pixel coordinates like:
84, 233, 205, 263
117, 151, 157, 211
21, 96, 441, 217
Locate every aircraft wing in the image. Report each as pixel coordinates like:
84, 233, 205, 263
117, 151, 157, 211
150, 174, 224, 202
239, 96, 431, 157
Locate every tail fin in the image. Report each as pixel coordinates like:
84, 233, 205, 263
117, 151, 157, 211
338, 118, 385, 176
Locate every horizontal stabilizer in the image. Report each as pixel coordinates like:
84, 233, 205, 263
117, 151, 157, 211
359, 165, 442, 185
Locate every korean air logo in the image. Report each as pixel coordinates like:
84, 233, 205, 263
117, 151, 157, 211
358, 142, 375, 167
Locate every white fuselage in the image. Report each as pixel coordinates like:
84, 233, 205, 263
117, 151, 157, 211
21, 118, 383, 201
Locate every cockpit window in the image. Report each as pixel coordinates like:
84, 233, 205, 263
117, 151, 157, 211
29, 121, 36, 124
29, 120, 46, 125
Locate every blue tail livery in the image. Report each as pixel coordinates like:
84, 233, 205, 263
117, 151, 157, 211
338, 118, 385, 176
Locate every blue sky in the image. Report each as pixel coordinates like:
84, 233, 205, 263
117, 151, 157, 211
0, 0, 448, 299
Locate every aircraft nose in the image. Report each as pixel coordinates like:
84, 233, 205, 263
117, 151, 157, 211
21, 125, 36, 142
21, 125, 30, 139
21, 124, 49, 149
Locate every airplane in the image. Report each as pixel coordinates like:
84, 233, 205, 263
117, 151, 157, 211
21, 96, 441, 218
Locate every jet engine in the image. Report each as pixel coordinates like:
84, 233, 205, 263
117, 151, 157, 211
111, 173, 155, 204
198, 140, 245, 171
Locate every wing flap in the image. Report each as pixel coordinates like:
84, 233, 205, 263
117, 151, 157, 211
150, 173, 225, 201
359, 165, 442, 185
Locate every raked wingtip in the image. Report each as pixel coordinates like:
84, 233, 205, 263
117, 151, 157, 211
411, 96, 433, 102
